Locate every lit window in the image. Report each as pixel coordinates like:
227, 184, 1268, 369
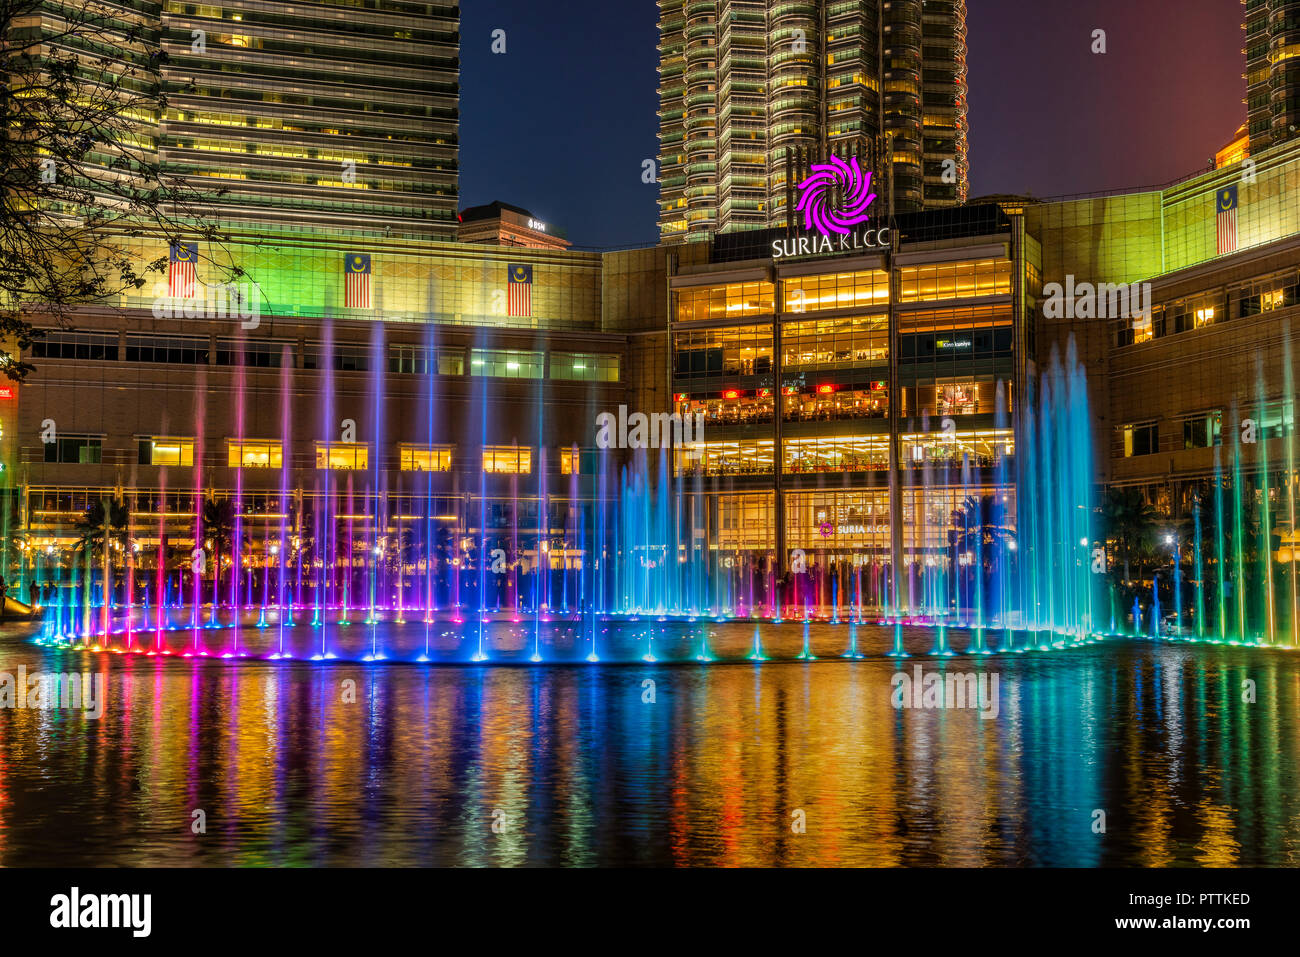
551, 352, 620, 382
400, 445, 452, 471
559, 447, 580, 475
140, 437, 195, 467
228, 440, 282, 469
483, 446, 532, 474
470, 349, 543, 379
1123, 423, 1158, 457
315, 442, 368, 470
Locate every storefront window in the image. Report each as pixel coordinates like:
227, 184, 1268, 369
674, 326, 774, 379
675, 281, 775, 321
675, 441, 775, 477
781, 314, 888, 368
901, 430, 1014, 468
898, 259, 1012, 303
781, 270, 889, 313
784, 436, 890, 473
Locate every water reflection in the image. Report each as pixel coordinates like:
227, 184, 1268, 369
0, 630, 1297, 866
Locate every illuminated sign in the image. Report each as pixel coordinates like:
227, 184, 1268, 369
936, 339, 973, 351
795, 156, 877, 237
772, 226, 890, 260
774, 155, 887, 260
722, 389, 741, 400
528, 218, 547, 233
817, 383, 836, 395
0, 387, 12, 399
819, 522, 888, 537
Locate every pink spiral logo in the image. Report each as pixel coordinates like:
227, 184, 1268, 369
795, 156, 877, 237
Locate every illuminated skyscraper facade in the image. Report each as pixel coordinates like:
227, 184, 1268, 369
159, 1, 460, 238
1245, 0, 1300, 154
657, 0, 968, 243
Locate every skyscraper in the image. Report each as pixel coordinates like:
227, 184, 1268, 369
1245, 0, 1300, 155
657, 0, 968, 243
159, 1, 460, 238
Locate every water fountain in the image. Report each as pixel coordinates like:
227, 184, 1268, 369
17, 322, 1291, 665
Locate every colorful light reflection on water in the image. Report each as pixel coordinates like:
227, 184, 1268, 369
1, 624, 1298, 866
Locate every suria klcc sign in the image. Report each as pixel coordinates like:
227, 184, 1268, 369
772, 156, 890, 260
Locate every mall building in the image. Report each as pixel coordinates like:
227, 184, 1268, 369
2, 230, 654, 590
659, 203, 1029, 606
6, 132, 1300, 612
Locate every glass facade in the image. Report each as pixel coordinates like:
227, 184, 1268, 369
669, 221, 1020, 614
158, 0, 460, 238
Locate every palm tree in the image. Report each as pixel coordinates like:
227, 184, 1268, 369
948, 494, 1016, 556
75, 497, 129, 561
199, 497, 237, 598
1101, 487, 1157, 587
75, 497, 130, 609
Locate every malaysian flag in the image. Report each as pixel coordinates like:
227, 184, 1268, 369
1217, 185, 1238, 256
344, 253, 371, 309
168, 243, 198, 297
507, 263, 532, 318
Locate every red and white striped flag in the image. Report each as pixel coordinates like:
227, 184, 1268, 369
1216, 185, 1238, 256
508, 263, 532, 318
344, 253, 371, 309
168, 243, 197, 297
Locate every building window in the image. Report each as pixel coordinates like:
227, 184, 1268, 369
674, 281, 775, 321
1182, 412, 1223, 450
469, 349, 543, 379
1123, 422, 1158, 457
782, 386, 887, 422
303, 344, 370, 371
228, 440, 283, 469
784, 436, 888, 474
483, 445, 532, 474
559, 447, 580, 475
389, 345, 464, 375
781, 314, 888, 368
898, 259, 1013, 303
551, 352, 620, 382
215, 339, 289, 367
138, 437, 195, 467
781, 270, 889, 313
900, 430, 1014, 469
676, 440, 775, 477
125, 334, 210, 364
30, 330, 118, 361
44, 435, 102, 464
399, 444, 452, 471
315, 442, 368, 470
674, 326, 773, 379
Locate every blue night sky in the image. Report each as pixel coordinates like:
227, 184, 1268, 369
459, 0, 1244, 249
